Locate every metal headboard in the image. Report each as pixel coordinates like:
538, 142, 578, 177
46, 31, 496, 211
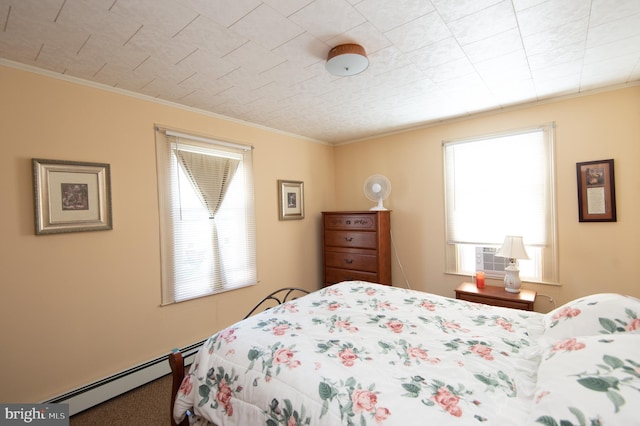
243, 287, 311, 319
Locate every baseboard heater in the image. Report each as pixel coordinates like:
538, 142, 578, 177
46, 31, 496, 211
43, 340, 205, 416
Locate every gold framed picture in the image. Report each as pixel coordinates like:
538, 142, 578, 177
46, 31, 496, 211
33, 158, 113, 234
278, 180, 304, 220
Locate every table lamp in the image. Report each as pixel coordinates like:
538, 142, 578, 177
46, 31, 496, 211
495, 236, 529, 293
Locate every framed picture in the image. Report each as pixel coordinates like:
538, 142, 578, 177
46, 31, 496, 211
576, 159, 616, 222
278, 180, 304, 220
33, 159, 113, 234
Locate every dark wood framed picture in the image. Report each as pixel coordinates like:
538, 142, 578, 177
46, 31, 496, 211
576, 159, 616, 222
33, 158, 113, 234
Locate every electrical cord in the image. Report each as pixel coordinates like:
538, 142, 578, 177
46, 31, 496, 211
390, 230, 412, 290
391, 229, 557, 311
536, 294, 557, 309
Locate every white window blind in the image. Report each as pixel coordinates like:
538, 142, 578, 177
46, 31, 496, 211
443, 124, 558, 283
156, 127, 257, 304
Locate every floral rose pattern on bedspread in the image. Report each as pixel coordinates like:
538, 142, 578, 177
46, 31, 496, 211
528, 334, 640, 426
174, 281, 548, 425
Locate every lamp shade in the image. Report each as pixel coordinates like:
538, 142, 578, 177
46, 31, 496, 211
325, 44, 369, 77
495, 236, 530, 260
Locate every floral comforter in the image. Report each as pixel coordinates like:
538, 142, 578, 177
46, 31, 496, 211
173, 281, 640, 425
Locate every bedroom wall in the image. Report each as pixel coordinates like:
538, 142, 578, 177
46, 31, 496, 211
0, 64, 335, 403
333, 85, 640, 308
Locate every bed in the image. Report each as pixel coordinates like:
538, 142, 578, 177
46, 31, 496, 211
170, 281, 640, 425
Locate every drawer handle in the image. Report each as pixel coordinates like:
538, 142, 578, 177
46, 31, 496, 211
345, 237, 353, 242
344, 259, 354, 264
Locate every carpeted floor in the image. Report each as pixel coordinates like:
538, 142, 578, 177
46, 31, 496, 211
69, 373, 171, 425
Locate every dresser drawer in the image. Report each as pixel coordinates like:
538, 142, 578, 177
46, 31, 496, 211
322, 211, 391, 287
324, 214, 377, 231
324, 230, 377, 249
454, 283, 536, 311
457, 293, 531, 311
325, 267, 378, 283
324, 250, 377, 272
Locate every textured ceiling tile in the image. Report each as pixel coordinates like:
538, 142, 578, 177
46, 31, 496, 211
590, 0, 640, 27
586, 13, 640, 48
218, 66, 273, 91
2, 0, 639, 143
517, 0, 591, 37
488, 78, 537, 106
581, 53, 639, 82
511, 0, 548, 11
56, 1, 143, 49
384, 11, 451, 52
2, 5, 88, 55
171, 0, 261, 27
4, 0, 61, 22
173, 49, 239, 81
366, 45, 415, 76
272, 32, 327, 67
377, 64, 432, 89
109, 0, 199, 38
355, 0, 435, 32
409, 37, 466, 70
126, 27, 200, 66
229, 4, 304, 50
289, 0, 366, 41
172, 15, 248, 57
33, 44, 85, 74
527, 40, 586, 71
475, 50, 532, 85
422, 57, 476, 83
223, 41, 286, 73
462, 28, 523, 63
432, 0, 504, 22
534, 75, 581, 99
260, 60, 319, 84
447, 0, 517, 45
0, 37, 41, 65
521, 17, 588, 56
263, 0, 315, 17
584, 35, 640, 64
531, 59, 583, 81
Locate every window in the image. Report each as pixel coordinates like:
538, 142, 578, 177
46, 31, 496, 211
443, 124, 558, 284
155, 127, 257, 304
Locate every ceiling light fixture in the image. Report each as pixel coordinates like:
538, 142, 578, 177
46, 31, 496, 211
325, 43, 369, 77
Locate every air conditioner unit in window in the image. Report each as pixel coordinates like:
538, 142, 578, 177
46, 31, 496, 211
475, 247, 509, 279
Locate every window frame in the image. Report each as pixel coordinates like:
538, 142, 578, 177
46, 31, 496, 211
155, 127, 257, 305
442, 123, 558, 285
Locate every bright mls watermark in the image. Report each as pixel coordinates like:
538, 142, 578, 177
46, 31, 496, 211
0, 404, 68, 425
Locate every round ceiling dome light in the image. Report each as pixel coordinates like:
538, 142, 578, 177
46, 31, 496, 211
325, 43, 369, 77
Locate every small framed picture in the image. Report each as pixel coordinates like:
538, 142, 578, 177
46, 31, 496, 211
278, 180, 304, 220
33, 158, 113, 234
576, 159, 616, 222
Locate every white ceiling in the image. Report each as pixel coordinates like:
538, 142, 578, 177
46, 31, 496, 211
1, 0, 639, 144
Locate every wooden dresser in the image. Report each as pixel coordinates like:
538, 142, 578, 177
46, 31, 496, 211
322, 211, 391, 286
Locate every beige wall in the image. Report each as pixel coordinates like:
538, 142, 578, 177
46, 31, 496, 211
2, 62, 639, 405
0, 65, 335, 403
334, 85, 640, 307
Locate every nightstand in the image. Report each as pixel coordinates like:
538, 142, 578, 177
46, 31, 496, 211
455, 282, 536, 311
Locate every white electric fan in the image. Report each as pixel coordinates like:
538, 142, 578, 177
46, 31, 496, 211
364, 174, 391, 211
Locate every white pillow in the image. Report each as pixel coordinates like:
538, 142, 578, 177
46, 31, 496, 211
543, 293, 640, 339
527, 334, 640, 425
